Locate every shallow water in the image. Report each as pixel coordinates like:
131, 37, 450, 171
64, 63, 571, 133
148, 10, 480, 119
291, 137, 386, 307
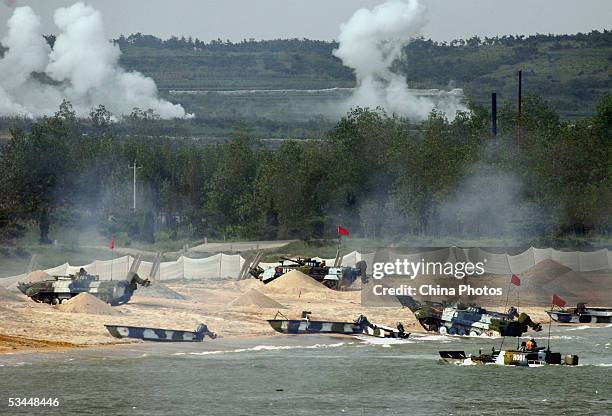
1, 326, 611, 415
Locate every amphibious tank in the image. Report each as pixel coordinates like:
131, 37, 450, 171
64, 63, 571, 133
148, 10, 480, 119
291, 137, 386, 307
255, 257, 367, 289
397, 295, 542, 337
439, 347, 579, 367
17, 257, 151, 306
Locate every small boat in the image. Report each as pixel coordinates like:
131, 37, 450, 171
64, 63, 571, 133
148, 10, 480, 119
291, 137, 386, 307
104, 323, 217, 342
546, 303, 612, 324
439, 348, 579, 367
267, 311, 410, 339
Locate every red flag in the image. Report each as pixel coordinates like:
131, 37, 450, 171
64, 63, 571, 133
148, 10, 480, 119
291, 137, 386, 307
511, 274, 521, 286
108, 235, 116, 250
552, 294, 566, 308
337, 225, 350, 237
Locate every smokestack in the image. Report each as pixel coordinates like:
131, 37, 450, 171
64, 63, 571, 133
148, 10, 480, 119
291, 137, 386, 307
491, 92, 497, 137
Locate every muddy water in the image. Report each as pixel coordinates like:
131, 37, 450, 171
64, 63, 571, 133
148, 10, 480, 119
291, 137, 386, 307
1, 326, 611, 415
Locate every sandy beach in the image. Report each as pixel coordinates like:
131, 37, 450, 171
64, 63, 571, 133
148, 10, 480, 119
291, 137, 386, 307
0, 270, 555, 354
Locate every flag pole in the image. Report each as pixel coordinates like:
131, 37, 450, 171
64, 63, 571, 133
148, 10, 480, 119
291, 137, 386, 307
516, 287, 521, 349
503, 277, 512, 311
110, 246, 114, 281
109, 235, 115, 281
546, 301, 553, 351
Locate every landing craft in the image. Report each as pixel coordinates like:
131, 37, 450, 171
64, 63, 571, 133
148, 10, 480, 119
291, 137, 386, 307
268, 311, 410, 339
17, 255, 153, 306
396, 294, 542, 336
546, 303, 612, 324
105, 323, 217, 342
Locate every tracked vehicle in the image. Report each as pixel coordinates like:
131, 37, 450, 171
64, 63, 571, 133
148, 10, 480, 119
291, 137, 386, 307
17, 256, 151, 306
397, 295, 541, 337
247, 255, 367, 289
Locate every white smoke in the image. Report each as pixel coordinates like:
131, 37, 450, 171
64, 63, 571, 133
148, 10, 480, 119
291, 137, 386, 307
0, 3, 189, 119
333, 0, 466, 121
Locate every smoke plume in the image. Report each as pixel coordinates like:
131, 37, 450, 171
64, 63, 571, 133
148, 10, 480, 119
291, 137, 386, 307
0, 3, 188, 119
334, 0, 466, 121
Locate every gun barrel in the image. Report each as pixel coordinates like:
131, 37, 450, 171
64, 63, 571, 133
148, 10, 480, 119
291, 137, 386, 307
280, 256, 304, 265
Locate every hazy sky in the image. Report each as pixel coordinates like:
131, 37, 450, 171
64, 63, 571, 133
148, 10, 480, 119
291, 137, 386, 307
1, 0, 610, 41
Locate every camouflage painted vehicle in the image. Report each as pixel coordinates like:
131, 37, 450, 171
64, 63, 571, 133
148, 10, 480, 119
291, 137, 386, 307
546, 303, 612, 324
440, 347, 579, 367
105, 323, 216, 342
397, 295, 542, 337
17, 258, 151, 306
256, 257, 368, 289
267, 311, 410, 339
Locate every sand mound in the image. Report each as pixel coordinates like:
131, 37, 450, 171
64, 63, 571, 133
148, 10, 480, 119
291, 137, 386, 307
27, 270, 51, 282
0, 285, 26, 302
522, 259, 572, 284
266, 270, 329, 293
58, 293, 119, 316
236, 279, 264, 290
228, 289, 286, 309
136, 283, 187, 300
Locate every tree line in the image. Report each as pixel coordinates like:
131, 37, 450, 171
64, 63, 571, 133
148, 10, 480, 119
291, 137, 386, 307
0, 94, 611, 245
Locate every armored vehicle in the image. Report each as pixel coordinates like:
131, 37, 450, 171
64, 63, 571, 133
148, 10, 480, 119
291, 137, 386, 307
397, 295, 541, 337
17, 256, 151, 306
439, 347, 579, 367
256, 257, 367, 289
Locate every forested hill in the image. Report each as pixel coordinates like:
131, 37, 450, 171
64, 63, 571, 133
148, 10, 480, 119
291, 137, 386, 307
116, 31, 611, 118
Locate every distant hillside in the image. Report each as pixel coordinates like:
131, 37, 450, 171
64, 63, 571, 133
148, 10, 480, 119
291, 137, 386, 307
117, 31, 611, 119
117, 37, 354, 91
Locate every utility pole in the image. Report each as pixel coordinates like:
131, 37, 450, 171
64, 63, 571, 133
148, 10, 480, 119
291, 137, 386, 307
128, 161, 142, 211
517, 70, 522, 148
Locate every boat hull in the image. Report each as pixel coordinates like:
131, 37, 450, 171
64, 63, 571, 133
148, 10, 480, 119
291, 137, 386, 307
546, 310, 612, 324
268, 319, 364, 335
267, 318, 408, 338
440, 349, 579, 367
104, 324, 214, 342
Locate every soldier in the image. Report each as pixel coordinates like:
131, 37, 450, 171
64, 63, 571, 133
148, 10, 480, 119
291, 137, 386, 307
526, 338, 538, 351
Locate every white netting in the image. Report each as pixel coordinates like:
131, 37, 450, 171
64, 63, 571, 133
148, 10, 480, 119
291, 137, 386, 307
159, 257, 184, 281
552, 250, 580, 271
507, 247, 536, 274
1, 248, 611, 287
578, 249, 610, 272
